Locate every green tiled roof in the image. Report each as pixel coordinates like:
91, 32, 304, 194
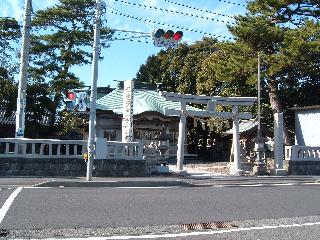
96, 88, 200, 116
225, 119, 258, 134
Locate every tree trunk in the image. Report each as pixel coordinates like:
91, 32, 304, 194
268, 79, 292, 145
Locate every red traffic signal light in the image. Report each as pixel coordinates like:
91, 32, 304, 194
67, 91, 76, 101
66, 91, 76, 111
164, 30, 174, 39
173, 31, 183, 41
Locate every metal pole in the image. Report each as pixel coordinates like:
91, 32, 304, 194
257, 52, 261, 137
86, 0, 102, 181
253, 52, 267, 175
15, 0, 32, 138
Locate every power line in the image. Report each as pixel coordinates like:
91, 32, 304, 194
107, 6, 234, 41
217, 0, 247, 7
112, 0, 235, 25
162, 0, 235, 19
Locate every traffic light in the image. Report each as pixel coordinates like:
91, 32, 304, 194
164, 30, 174, 39
154, 29, 165, 38
152, 29, 183, 48
173, 31, 183, 41
66, 91, 76, 111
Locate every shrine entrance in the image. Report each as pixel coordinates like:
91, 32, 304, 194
160, 91, 257, 175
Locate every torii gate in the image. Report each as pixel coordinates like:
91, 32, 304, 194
160, 91, 257, 175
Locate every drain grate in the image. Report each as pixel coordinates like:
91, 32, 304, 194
0, 229, 9, 237
180, 222, 237, 231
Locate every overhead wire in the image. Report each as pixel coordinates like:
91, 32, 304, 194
112, 0, 235, 25
107, 6, 234, 41
217, 0, 247, 7
162, 0, 235, 19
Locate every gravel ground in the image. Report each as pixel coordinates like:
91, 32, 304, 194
169, 162, 231, 175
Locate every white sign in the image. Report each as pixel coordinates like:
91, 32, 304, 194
16, 128, 24, 137
77, 92, 87, 112
122, 80, 134, 142
153, 38, 178, 49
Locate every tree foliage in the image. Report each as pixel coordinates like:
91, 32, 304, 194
30, 0, 112, 86
135, 0, 319, 145
0, 17, 20, 115
0, 0, 113, 137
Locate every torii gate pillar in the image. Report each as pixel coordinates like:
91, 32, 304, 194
177, 102, 187, 172
159, 91, 256, 176
230, 106, 244, 175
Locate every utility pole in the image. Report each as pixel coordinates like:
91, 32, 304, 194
86, 0, 102, 181
15, 0, 32, 138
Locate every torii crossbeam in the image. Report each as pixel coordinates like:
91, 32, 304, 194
160, 91, 257, 175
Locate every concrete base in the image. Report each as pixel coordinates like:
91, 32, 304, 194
284, 160, 320, 175
0, 157, 151, 177
154, 165, 169, 173
171, 170, 188, 176
271, 169, 287, 176
253, 163, 268, 176
230, 168, 245, 176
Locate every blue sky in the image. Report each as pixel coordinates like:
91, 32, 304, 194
1, 0, 247, 88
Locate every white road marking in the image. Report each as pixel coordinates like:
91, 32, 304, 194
33, 180, 54, 187
0, 187, 22, 224
24, 186, 182, 189
114, 186, 181, 189
272, 183, 295, 186
214, 182, 320, 188
14, 221, 320, 240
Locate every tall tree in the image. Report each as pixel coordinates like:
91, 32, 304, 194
30, 0, 113, 127
135, 37, 219, 94
227, 0, 319, 144
0, 17, 20, 115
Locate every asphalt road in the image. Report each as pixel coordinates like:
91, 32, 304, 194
1, 177, 320, 239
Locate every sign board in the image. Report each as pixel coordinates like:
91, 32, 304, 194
153, 38, 178, 49
16, 128, 24, 137
122, 80, 134, 142
77, 92, 87, 112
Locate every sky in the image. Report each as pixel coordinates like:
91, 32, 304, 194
0, 0, 248, 88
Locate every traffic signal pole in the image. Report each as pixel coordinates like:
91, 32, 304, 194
86, 0, 102, 181
15, 0, 32, 138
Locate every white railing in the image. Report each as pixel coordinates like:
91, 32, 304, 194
105, 141, 144, 160
0, 138, 87, 158
0, 138, 150, 161
285, 145, 320, 161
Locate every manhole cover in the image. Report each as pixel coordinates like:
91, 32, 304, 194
0, 229, 9, 237
180, 222, 237, 231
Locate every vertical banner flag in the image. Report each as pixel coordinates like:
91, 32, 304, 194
77, 92, 87, 112
122, 80, 134, 142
